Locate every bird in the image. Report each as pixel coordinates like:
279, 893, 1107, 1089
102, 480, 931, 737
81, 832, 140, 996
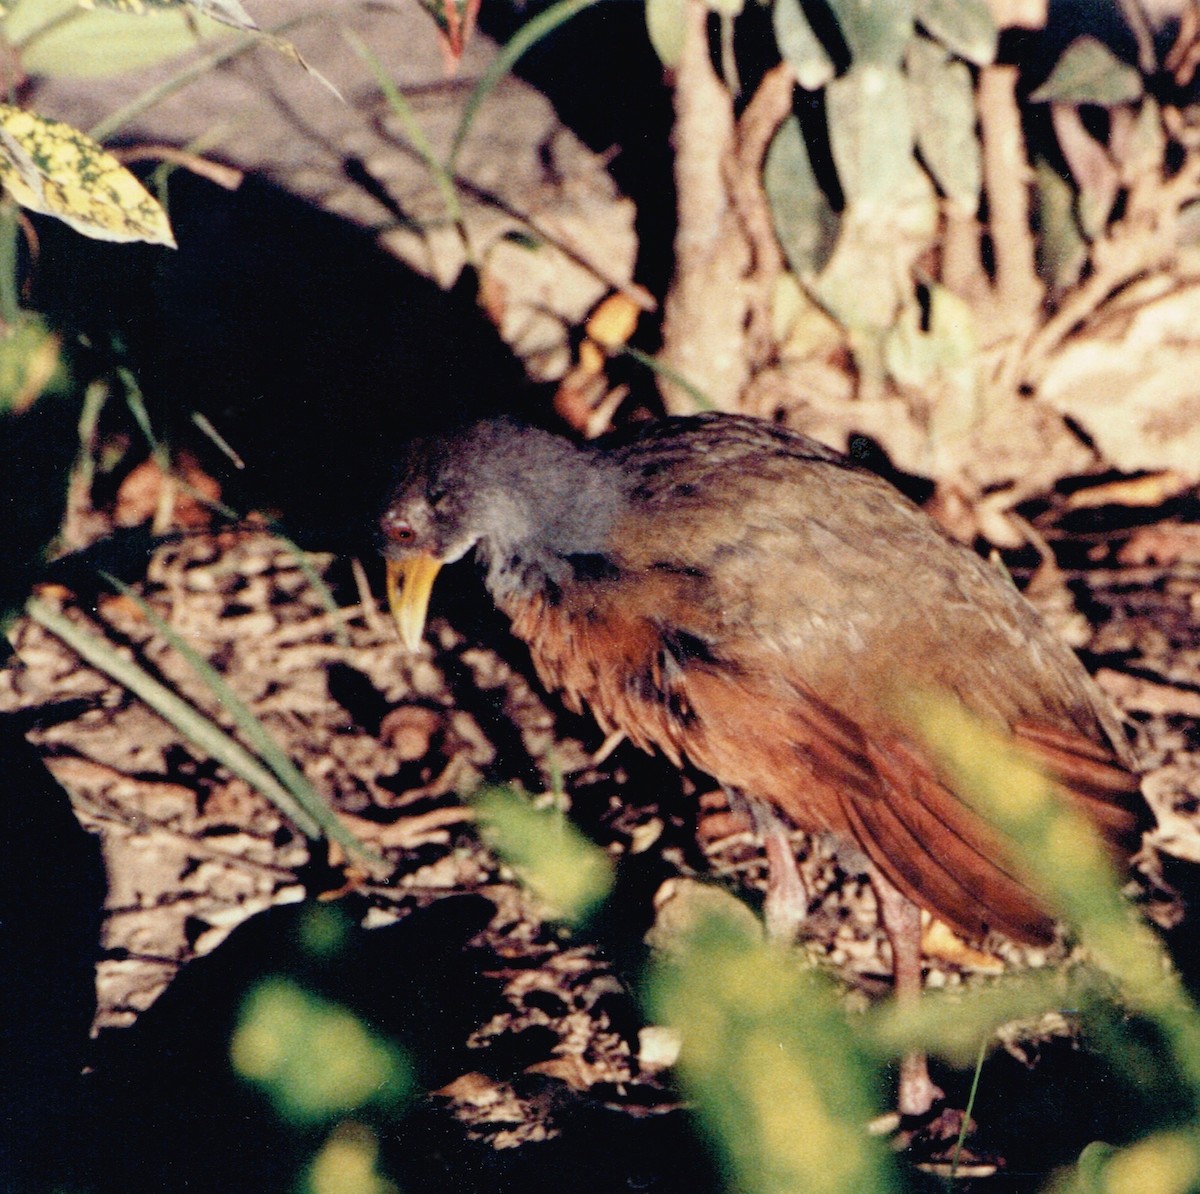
378, 411, 1146, 1117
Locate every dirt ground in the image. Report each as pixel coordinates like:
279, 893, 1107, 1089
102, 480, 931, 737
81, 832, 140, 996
5, 481, 1200, 1189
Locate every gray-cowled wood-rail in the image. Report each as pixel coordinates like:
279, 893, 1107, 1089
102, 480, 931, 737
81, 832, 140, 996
379, 412, 1146, 1117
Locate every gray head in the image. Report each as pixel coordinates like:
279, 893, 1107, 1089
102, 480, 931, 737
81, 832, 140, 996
379, 419, 621, 645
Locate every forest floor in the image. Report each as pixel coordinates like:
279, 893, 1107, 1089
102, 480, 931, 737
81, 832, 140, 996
5, 481, 1200, 1192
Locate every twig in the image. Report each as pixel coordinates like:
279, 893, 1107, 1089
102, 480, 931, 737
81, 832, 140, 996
657, 0, 751, 412
725, 61, 796, 371
116, 146, 244, 191
978, 63, 1044, 323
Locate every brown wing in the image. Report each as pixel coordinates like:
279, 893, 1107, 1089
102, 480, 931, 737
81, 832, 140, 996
503, 418, 1144, 943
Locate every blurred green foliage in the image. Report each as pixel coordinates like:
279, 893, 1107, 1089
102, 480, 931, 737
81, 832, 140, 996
644, 894, 901, 1194
472, 783, 615, 925
232, 976, 413, 1125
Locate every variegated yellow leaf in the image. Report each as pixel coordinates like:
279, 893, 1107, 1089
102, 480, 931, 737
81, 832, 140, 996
0, 106, 175, 247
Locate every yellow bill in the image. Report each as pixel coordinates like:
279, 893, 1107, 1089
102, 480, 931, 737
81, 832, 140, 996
386, 554, 444, 651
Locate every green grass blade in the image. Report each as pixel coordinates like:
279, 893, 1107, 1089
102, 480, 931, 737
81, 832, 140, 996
620, 344, 716, 410
98, 573, 381, 867
86, 23, 286, 144
26, 594, 317, 835
261, 526, 351, 648
345, 29, 470, 261
25, 594, 381, 869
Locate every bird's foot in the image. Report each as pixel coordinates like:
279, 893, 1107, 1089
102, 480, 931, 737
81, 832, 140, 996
897, 1051, 944, 1120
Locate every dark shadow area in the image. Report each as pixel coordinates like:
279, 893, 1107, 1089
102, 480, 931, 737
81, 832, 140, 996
0, 713, 106, 1193
29, 169, 534, 553
479, 0, 677, 315
74, 897, 720, 1194
0, 386, 85, 620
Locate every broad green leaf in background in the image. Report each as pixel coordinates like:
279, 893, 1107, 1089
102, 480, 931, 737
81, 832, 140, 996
826, 0, 912, 67
84, 0, 258, 30
1048, 1131, 1200, 1194
810, 164, 936, 362
886, 283, 981, 456
763, 113, 838, 277
907, 35, 981, 214
1034, 154, 1087, 289
884, 281, 978, 390
772, 0, 834, 90
914, 0, 995, 65
2, 0, 228, 76
0, 105, 176, 246
646, 0, 686, 69
826, 64, 918, 207
1030, 35, 1144, 106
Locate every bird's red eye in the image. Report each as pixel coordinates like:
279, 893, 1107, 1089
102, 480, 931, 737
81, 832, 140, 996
383, 514, 416, 544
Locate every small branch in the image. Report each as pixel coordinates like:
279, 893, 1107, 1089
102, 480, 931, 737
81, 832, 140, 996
116, 147, 244, 191
657, 0, 751, 412
941, 208, 987, 302
726, 61, 796, 367
671, 0, 734, 259
1021, 155, 1200, 382
729, 62, 794, 280
978, 64, 1044, 322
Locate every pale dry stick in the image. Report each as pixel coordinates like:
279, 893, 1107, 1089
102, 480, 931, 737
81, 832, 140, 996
116, 147, 244, 191
349, 556, 387, 637
941, 207, 990, 305
978, 63, 1044, 326
658, 0, 752, 413
723, 61, 797, 376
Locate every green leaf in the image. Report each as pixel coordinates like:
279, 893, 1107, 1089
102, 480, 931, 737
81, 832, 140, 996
646, 0, 687, 68
827, 0, 912, 66
826, 64, 917, 207
6, 0, 229, 77
1030, 35, 1143, 106
232, 978, 413, 1126
448, 0, 601, 170
885, 282, 978, 389
908, 36, 981, 214
1033, 154, 1086, 290
763, 113, 838, 277
84, 0, 257, 29
414, 0, 481, 68
914, 0, 995, 65
772, 0, 834, 90
811, 165, 936, 344
1050, 1134, 1200, 1194
0, 312, 69, 413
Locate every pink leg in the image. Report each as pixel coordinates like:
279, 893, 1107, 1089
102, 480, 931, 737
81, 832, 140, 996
729, 790, 809, 943
865, 861, 943, 1118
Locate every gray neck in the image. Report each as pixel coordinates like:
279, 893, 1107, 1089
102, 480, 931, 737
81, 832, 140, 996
464, 424, 624, 606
